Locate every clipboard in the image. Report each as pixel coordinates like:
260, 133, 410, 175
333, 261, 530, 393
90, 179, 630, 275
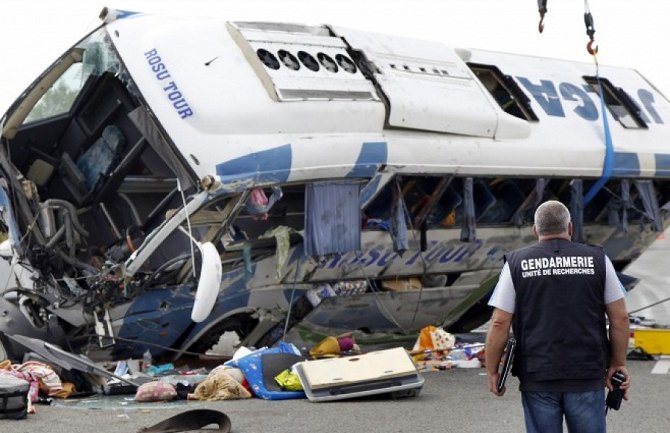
496, 337, 516, 393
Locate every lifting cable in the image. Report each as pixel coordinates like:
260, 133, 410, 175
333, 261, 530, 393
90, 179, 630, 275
537, 0, 548, 33
583, 55, 615, 205
583, 0, 598, 55
581, 0, 614, 205
537, 0, 599, 55
536, 1, 612, 205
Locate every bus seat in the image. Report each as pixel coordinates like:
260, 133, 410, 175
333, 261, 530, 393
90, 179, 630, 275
59, 124, 126, 204
76, 124, 126, 191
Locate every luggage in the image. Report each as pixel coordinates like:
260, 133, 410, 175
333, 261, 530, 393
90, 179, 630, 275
0, 374, 30, 419
295, 347, 424, 402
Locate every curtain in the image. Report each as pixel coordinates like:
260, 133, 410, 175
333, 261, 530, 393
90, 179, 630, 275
304, 181, 361, 256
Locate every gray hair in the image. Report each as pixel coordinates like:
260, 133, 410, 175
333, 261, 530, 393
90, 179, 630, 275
534, 200, 571, 236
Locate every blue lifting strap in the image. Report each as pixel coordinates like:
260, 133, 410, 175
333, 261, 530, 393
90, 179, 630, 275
583, 67, 614, 205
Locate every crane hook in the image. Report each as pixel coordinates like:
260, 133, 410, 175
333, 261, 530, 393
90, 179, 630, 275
586, 40, 599, 56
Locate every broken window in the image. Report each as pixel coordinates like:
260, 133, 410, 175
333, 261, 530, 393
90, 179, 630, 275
364, 176, 461, 229
231, 184, 302, 241
631, 180, 663, 231
511, 178, 546, 226
583, 76, 647, 129
364, 175, 540, 237
23, 29, 120, 126
468, 63, 539, 121
23, 62, 88, 124
559, 177, 670, 234
4, 30, 189, 284
473, 179, 523, 224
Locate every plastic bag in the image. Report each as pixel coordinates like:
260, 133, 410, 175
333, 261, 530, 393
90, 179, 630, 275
274, 369, 303, 391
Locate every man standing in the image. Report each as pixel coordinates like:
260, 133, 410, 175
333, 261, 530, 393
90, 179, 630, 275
485, 200, 631, 433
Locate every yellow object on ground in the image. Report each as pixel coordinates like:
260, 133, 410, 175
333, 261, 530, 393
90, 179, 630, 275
275, 369, 303, 391
634, 328, 670, 355
309, 336, 340, 359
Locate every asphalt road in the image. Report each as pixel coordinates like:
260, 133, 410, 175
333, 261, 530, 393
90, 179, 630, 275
2, 359, 668, 433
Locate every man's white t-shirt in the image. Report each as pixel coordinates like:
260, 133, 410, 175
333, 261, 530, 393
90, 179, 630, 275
488, 255, 626, 314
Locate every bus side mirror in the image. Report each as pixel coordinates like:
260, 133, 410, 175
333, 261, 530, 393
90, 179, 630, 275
191, 242, 222, 323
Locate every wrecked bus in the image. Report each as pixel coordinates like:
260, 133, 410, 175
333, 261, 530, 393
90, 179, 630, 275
1, 8, 670, 361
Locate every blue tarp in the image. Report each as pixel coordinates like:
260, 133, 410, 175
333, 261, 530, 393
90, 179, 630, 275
227, 342, 305, 400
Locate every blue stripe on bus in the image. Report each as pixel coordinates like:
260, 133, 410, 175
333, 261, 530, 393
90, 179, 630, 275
612, 152, 640, 177
216, 144, 292, 185
655, 154, 670, 177
346, 141, 388, 178
115, 10, 140, 19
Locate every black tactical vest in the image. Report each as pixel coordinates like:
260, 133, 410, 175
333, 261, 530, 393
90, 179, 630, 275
506, 239, 609, 383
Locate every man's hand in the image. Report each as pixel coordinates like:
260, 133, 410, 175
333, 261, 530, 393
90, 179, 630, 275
485, 308, 513, 397
488, 371, 505, 396
606, 365, 631, 401
605, 298, 630, 401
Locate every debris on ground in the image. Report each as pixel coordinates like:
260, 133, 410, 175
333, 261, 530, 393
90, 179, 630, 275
410, 325, 485, 371
0, 324, 494, 419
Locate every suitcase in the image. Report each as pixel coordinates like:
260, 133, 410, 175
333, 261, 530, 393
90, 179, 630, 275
295, 347, 424, 402
0, 374, 30, 420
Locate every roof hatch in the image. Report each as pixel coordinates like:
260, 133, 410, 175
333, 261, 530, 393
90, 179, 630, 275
227, 22, 380, 103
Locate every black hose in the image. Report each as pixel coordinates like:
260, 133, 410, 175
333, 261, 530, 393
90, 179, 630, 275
56, 249, 99, 275
81, 334, 205, 357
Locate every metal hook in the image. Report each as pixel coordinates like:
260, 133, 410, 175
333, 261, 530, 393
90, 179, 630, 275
586, 40, 598, 56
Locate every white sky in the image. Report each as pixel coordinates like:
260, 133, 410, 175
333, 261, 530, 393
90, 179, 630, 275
1, 0, 669, 113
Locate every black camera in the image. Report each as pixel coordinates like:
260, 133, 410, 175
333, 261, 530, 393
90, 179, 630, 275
605, 371, 626, 412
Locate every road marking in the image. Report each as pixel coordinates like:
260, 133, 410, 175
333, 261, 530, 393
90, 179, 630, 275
651, 360, 670, 374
